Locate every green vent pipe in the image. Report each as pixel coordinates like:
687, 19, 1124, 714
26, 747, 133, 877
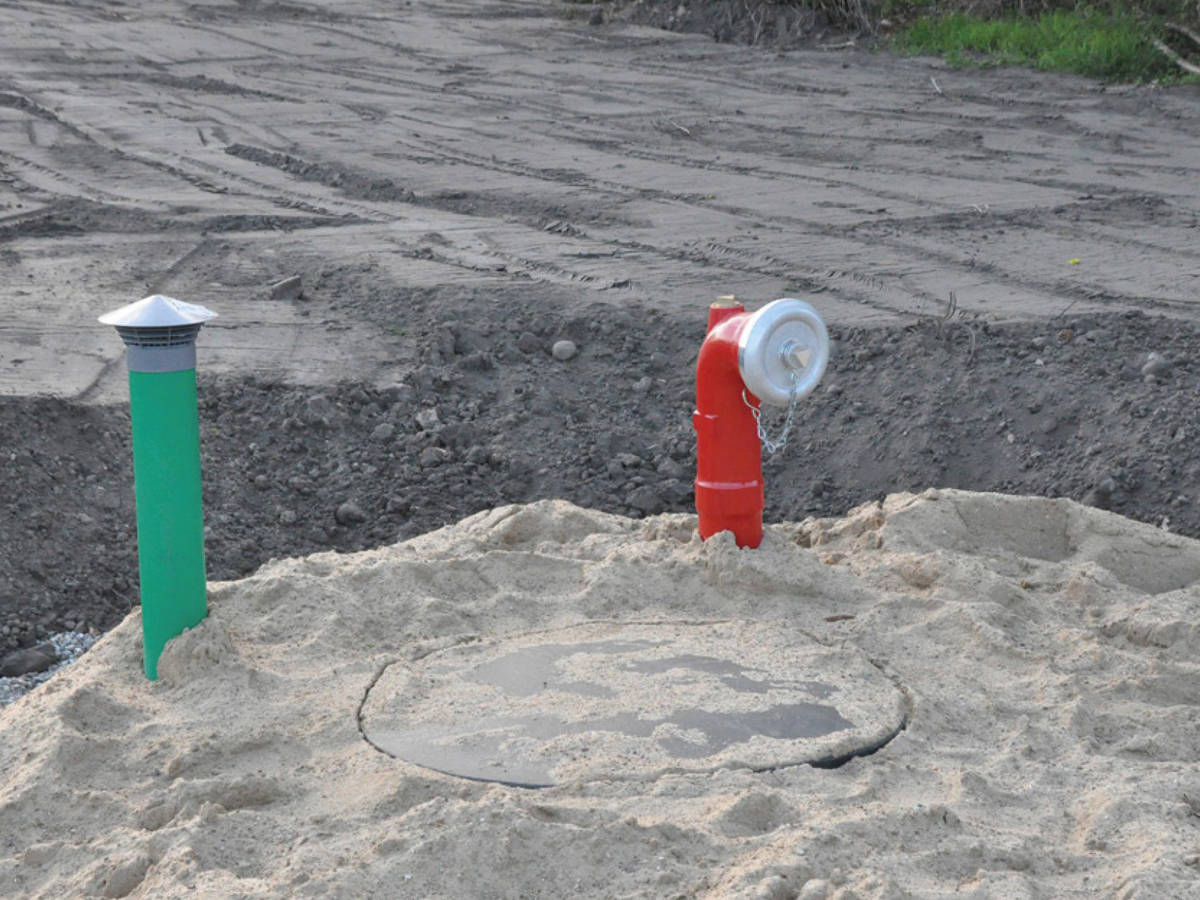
99, 295, 217, 679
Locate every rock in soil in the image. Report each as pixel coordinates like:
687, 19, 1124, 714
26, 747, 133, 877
335, 501, 367, 526
552, 339, 578, 361
0, 642, 57, 677
1141, 352, 1172, 378
268, 275, 303, 302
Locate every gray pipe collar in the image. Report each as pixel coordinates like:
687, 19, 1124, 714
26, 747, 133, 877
99, 295, 217, 374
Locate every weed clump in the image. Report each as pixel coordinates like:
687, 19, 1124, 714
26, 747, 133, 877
895, 5, 1197, 81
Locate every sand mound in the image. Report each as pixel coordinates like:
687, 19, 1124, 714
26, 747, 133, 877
2, 491, 1198, 898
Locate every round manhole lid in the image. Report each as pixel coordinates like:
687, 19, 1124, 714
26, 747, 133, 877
362, 621, 906, 787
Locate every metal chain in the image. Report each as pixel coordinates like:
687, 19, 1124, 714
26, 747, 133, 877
743, 370, 802, 456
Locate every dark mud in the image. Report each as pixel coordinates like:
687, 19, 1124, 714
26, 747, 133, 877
3, 280, 1198, 653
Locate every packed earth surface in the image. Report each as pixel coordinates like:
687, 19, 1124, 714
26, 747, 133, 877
1, 1, 1198, 665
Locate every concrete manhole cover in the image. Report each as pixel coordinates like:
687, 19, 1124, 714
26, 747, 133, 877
361, 621, 907, 787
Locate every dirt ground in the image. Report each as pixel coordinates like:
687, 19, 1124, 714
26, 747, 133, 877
1, 0, 1198, 653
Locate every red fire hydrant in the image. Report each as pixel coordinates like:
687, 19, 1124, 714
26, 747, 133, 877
694, 296, 829, 548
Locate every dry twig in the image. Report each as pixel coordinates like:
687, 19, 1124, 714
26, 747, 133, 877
1166, 22, 1200, 46
655, 117, 692, 137
1154, 38, 1200, 75
745, 1, 765, 45
1154, 23, 1200, 76
916, 291, 978, 362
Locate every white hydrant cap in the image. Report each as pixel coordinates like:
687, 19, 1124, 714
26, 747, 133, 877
737, 298, 830, 406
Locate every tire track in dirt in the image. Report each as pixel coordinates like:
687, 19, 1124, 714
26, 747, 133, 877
213, 7, 1191, 276
216, 143, 607, 233
1, 0, 1198, 407
175, 154, 379, 219
841, 196, 1200, 262
863, 233, 1194, 316
236, 45, 931, 219
86, 72, 295, 102
313, 58, 1144, 248
0, 196, 361, 242
218, 133, 920, 310
600, 235, 922, 315
0, 87, 232, 199
214, 129, 1190, 318
0, 149, 130, 205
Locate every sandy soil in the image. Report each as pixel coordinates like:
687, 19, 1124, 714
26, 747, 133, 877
1, 493, 1199, 898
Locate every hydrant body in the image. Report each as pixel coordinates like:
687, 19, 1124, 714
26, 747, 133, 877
694, 301, 764, 548
693, 297, 830, 550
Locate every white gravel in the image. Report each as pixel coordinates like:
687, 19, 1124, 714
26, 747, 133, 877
0, 632, 98, 708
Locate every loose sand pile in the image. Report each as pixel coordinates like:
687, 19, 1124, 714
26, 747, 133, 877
2, 490, 1198, 899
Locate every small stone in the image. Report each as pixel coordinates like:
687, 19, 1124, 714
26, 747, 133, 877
632, 376, 652, 392
626, 484, 663, 514
269, 275, 303, 301
278, 509, 298, 525
103, 853, 153, 900
1096, 477, 1118, 496
754, 875, 793, 900
385, 496, 410, 515
1141, 352, 1172, 378
459, 351, 493, 371
334, 501, 367, 526
415, 407, 440, 430
302, 394, 337, 428
798, 880, 831, 900
516, 332, 541, 354
371, 422, 395, 441
551, 339, 578, 361
656, 457, 685, 479
0, 642, 57, 677
658, 478, 691, 505
253, 474, 270, 489
419, 446, 450, 467
1030, 336, 1048, 350
588, 5, 604, 25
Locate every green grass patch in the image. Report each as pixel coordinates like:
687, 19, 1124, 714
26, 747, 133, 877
894, 7, 1187, 82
